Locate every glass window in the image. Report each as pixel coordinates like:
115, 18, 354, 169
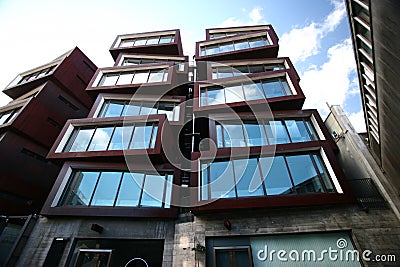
225, 84, 245, 103
249, 37, 268, 48
159, 35, 173, 44
122, 58, 141, 66
116, 72, 134, 85
281, 79, 292, 95
90, 172, 122, 206
115, 173, 144, 207
122, 101, 141, 117
286, 155, 325, 194
222, 123, 246, 147
146, 37, 159, 45
219, 43, 234, 53
200, 47, 206, 56
206, 87, 225, 106
141, 174, 165, 207
87, 126, 114, 151
129, 124, 154, 149
260, 156, 294, 195
150, 125, 158, 148
61, 171, 99, 206
243, 82, 264, 101
119, 39, 134, 47
234, 158, 264, 197
263, 78, 285, 98
0, 111, 13, 125
233, 65, 250, 76
206, 45, 219, 55
133, 38, 146, 46
98, 74, 119, 87
285, 120, 312, 142
216, 124, 224, 148
200, 89, 208, 106
249, 64, 265, 73
140, 102, 158, 115
265, 121, 290, 144
243, 121, 267, 146
209, 161, 236, 199
148, 69, 165, 83
313, 154, 335, 192
217, 67, 234, 79
108, 125, 134, 150
101, 101, 124, 117
234, 40, 250, 50
68, 128, 95, 152
131, 71, 149, 84
158, 102, 175, 121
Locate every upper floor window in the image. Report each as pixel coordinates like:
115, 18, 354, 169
97, 68, 168, 87
63, 122, 158, 152
98, 99, 180, 121
200, 77, 292, 106
18, 65, 56, 84
119, 35, 175, 48
200, 152, 336, 201
216, 119, 318, 148
200, 36, 269, 56
0, 108, 21, 125
59, 170, 172, 208
121, 58, 185, 71
209, 31, 256, 39
212, 63, 285, 79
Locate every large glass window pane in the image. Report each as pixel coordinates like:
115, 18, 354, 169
243, 121, 267, 146
200, 89, 207, 106
148, 69, 165, 83
0, 111, 12, 125
201, 163, 210, 200
158, 102, 175, 120
140, 102, 158, 115
200, 47, 206, 56
129, 124, 153, 149
98, 74, 118, 86
216, 124, 224, 148
243, 82, 264, 101
219, 43, 234, 53
101, 101, 125, 117
119, 39, 134, 47
115, 173, 144, 207
224, 84, 245, 103
146, 37, 159, 45
281, 79, 292, 95
141, 174, 165, 207
206, 87, 225, 106
131, 71, 149, 84
223, 123, 246, 147
234, 158, 264, 197
265, 121, 290, 144
122, 101, 141, 116
62, 172, 99, 206
108, 125, 134, 150
216, 67, 233, 79
260, 156, 294, 195
305, 120, 318, 140
233, 65, 250, 76
263, 78, 285, 98
249, 37, 268, 48
87, 126, 114, 151
313, 154, 335, 192
68, 128, 95, 152
286, 155, 325, 194
159, 35, 173, 44
234, 40, 250, 50
206, 45, 219, 55
133, 38, 146, 46
90, 172, 122, 206
116, 72, 134, 85
209, 161, 236, 199
249, 64, 265, 73
285, 120, 311, 143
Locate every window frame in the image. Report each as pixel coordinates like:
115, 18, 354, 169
213, 246, 254, 267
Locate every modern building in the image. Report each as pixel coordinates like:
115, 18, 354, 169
0, 47, 97, 266
345, 0, 400, 212
13, 25, 400, 266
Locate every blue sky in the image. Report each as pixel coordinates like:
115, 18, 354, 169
0, 0, 365, 131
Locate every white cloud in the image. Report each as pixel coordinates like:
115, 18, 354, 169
300, 38, 357, 115
279, 0, 346, 63
218, 7, 266, 28
348, 109, 367, 133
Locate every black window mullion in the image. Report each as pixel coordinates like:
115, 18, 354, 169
127, 124, 136, 149
283, 120, 294, 143
147, 123, 156, 148
113, 172, 125, 207
256, 158, 268, 196
261, 119, 271, 145
231, 160, 238, 198
259, 79, 267, 99
145, 70, 151, 83
138, 174, 147, 207
283, 155, 297, 194
88, 171, 102, 206
309, 154, 329, 193
207, 163, 211, 200
304, 118, 317, 141
119, 101, 128, 117
105, 125, 117, 151
99, 100, 110, 118
62, 171, 82, 205
241, 122, 248, 147
161, 174, 168, 208
279, 78, 287, 96
114, 72, 121, 86
63, 127, 80, 152
85, 126, 98, 151
219, 123, 226, 148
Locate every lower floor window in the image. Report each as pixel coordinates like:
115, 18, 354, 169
59, 170, 173, 208
200, 152, 336, 200
214, 246, 253, 267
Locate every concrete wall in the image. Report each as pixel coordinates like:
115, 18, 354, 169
17, 217, 175, 267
